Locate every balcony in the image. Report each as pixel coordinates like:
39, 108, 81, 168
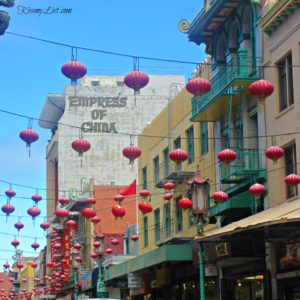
155, 161, 194, 188
220, 148, 266, 184
191, 49, 258, 122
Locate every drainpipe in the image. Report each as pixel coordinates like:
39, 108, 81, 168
251, 2, 258, 76
199, 243, 205, 300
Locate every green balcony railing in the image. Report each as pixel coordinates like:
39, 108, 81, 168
191, 48, 258, 120
220, 148, 263, 184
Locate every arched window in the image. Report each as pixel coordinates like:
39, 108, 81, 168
228, 18, 240, 51
215, 31, 227, 64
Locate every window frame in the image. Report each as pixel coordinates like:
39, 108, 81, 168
175, 195, 183, 233
285, 143, 297, 199
153, 156, 160, 185
186, 126, 195, 164
143, 216, 148, 248
154, 208, 161, 243
200, 122, 209, 155
142, 166, 148, 190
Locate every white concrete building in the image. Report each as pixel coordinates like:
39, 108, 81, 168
39, 75, 185, 215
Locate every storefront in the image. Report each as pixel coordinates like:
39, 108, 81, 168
276, 239, 300, 300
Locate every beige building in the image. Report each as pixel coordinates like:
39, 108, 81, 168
258, 0, 300, 297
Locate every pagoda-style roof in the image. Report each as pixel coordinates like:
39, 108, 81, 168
188, 0, 240, 45
258, 0, 300, 35
187, 171, 209, 185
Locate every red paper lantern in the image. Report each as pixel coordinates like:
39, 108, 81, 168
212, 191, 229, 204
82, 208, 96, 219
122, 145, 142, 164
169, 149, 188, 164
130, 235, 139, 242
66, 219, 77, 228
17, 263, 24, 270
19, 128, 39, 149
31, 242, 40, 250
40, 221, 50, 231
90, 216, 101, 224
55, 208, 69, 219
71, 138, 91, 157
105, 248, 113, 255
14, 221, 24, 231
218, 149, 237, 165
249, 183, 265, 198
58, 197, 70, 206
284, 174, 300, 186
93, 241, 101, 248
46, 262, 54, 268
31, 194, 42, 204
5, 189, 16, 199
27, 206, 41, 219
75, 257, 82, 263
85, 197, 96, 205
138, 202, 153, 214
53, 243, 62, 249
163, 193, 173, 201
112, 205, 126, 219
114, 194, 124, 203
31, 263, 38, 268
249, 79, 274, 99
90, 253, 99, 259
111, 239, 119, 246
265, 146, 284, 162
61, 60, 87, 84
11, 240, 20, 248
1, 203, 15, 216
3, 262, 10, 269
178, 198, 193, 210
124, 70, 149, 94
186, 77, 212, 96
164, 182, 175, 190
139, 190, 150, 198
73, 243, 82, 250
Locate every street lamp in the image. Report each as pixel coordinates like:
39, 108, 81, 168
72, 243, 82, 300
93, 233, 109, 298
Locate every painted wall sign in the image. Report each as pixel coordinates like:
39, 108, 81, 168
68, 96, 128, 133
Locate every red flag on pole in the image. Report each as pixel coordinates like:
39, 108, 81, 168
120, 179, 136, 196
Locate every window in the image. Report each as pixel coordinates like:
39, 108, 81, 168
164, 203, 171, 238
154, 156, 160, 185
142, 167, 148, 189
175, 195, 183, 232
277, 53, 294, 111
91, 81, 100, 86
117, 81, 124, 87
163, 147, 170, 177
200, 122, 209, 155
285, 144, 297, 198
155, 209, 160, 242
143, 217, 148, 248
174, 137, 181, 149
186, 126, 195, 164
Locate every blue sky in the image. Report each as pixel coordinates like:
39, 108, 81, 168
0, 0, 205, 264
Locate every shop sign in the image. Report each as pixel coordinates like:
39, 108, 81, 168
81, 270, 93, 291
128, 273, 142, 288
63, 228, 72, 282
151, 280, 160, 288
278, 240, 300, 270
276, 270, 300, 280
204, 262, 217, 277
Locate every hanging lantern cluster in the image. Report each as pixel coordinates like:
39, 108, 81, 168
112, 192, 126, 219
2, 187, 16, 220
138, 189, 153, 214
58, 197, 70, 206
186, 77, 212, 97
249, 79, 274, 99
163, 182, 175, 201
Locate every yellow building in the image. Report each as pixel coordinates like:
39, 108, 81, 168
104, 85, 217, 299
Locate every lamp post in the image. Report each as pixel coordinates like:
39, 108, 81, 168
94, 233, 109, 298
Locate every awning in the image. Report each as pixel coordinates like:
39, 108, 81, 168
104, 244, 193, 282
80, 268, 99, 291
197, 198, 300, 241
